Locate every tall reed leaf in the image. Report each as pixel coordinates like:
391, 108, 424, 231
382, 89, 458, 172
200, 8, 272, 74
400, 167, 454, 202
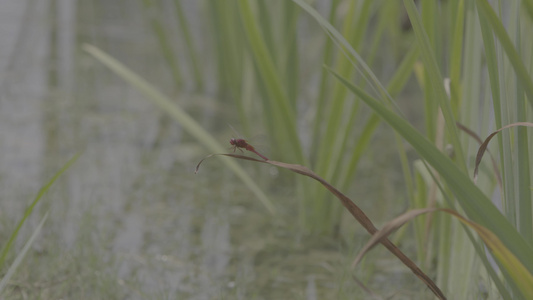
237, 0, 305, 164
0, 213, 48, 294
0, 154, 79, 268
475, 0, 533, 109
327, 68, 533, 275
83, 44, 275, 213
352, 208, 533, 299
403, 0, 466, 171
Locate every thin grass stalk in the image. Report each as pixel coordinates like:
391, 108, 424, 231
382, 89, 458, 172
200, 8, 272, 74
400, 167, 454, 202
290, 0, 528, 296
207, 1, 227, 95
460, 1, 482, 166
0, 154, 79, 267
404, 0, 467, 172
298, 0, 422, 270
449, 0, 465, 117
338, 114, 379, 190
324, 101, 360, 229
313, 0, 358, 180
364, 0, 398, 67
421, 0, 437, 54
208, 1, 242, 101
524, 0, 533, 20
0, 213, 48, 294
328, 98, 360, 185
310, 0, 341, 162
84, 44, 275, 213
317, 1, 357, 172
477, 2, 513, 223
329, 68, 533, 275
244, 2, 309, 224
363, 41, 422, 236
257, 1, 276, 59
380, 46, 421, 204
237, 0, 305, 164
316, 0, 373, 182
332, 68, 533, 299
293, 0, 401, 117
300, 0, 419, 234
282, 1, 299, 105
335, 49, 420, 236
253, 65, 281, 152
413, 167, 428, 263
224, 3, 254, 133
338, 44, 419, 193
206, 1, 224, 90
476, 0, 533, 110
514, 25, 532, 243
523, 0, 533, 246
258, 1, 300, 111
209, 1, 256, 134
451, 8, 490, 292
419, 153, 511, 299
238, 51, 256, 136
141, 0, 182, 87
420, 1, 438, 143
310, 0, 374, 233
449, 221, 477, 297
497, 1, 520, 228
476, 0, 533, 106
172, 0, 203, 90
422, 68, 438, 142
331, 0, 394, 188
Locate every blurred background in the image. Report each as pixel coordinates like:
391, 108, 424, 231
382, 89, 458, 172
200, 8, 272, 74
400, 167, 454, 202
0, 0, 432, 299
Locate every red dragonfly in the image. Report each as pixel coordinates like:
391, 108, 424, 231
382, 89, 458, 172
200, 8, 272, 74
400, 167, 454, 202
230, 138, 269, 161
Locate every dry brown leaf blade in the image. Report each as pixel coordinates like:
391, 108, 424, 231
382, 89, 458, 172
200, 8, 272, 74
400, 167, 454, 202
439, 209, 533, 299
474, 122, 533, 182
456, 122, 502, 188
195, 153, 266, 174
351, 206, 533, 299
352, 208, 438, 270
196, 155, 445, 299
268, 160, 445, 298
351, 274, 384, 300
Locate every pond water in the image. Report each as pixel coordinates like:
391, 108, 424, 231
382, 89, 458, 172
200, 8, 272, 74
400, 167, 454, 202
0, 1, 431, 299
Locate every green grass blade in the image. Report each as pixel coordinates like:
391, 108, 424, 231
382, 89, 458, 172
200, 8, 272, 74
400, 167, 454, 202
403, 0, 466, 171
292, 0, 419, 233
514, 19, 532, 243
208, 1, 241, 99
83, 44, 275, 214
315, 0, 372, 182
524, 0, 533, 20
517, 95, 532, 243
339, 45, 420, 191
478, 4, 503, 128
141, 0, 182, 87
310, 0, 341, 161
449, 0, 465, 117
0, 154, 79, 268
172, 0, 203, 90
0, 213, 48, 294
327, 67, 533, 275
237, 0, 305, 164
291, 0, 390, 104
338, 113, 379, 190
282, 1, 300, 105
476, 0, 533, 109
477, 1, 514, 225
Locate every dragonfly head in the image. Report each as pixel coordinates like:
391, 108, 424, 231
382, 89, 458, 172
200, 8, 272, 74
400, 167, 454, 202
229, 138, 237, 146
